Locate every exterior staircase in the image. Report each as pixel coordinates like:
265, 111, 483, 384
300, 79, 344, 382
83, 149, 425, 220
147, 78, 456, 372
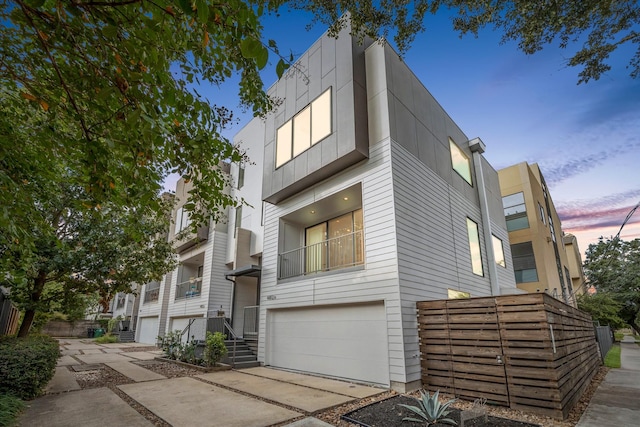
223, 339, 259, 369
117, 330, 135, 343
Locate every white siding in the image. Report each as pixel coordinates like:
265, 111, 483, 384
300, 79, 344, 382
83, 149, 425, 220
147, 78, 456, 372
258, 138, 406, 383
207, 231, 232, 317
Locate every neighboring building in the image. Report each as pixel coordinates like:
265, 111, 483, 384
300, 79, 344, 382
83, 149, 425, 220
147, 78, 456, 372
563, 233, 587, 299
498, 162, 578, 306
135, 141, 265, 345
252, 26, 519, 392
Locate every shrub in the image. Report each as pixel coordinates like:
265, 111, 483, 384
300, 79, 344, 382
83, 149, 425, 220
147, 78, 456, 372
203, 331, 227, 367
158, 330, 183, 360
94, 333, 118, 344
0, 394, 25, 427
0, 335, 59, 399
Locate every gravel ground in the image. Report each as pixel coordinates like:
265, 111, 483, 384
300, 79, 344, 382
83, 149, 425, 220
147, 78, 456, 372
70, 359, 608, 427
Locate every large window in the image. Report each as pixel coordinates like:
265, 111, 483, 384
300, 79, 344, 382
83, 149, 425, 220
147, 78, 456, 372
492, 235, 506, 268
466, 218, 484, 276
276, 88, 332, 168
305, 209, 364, 274
503, 192, 529, 231
512, 241, 538, 283
450, 138, 472, 185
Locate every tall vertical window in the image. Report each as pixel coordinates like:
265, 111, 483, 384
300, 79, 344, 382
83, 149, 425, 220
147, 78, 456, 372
538, 202, 545, 225
276, 88, 332, 168
234, 206, 242, 237
466, 218, 484, 276
175, 207, 191, 233
492, 235, 506, 268
512, 241, 538, 283
549, 215, 556, 242
237, 167, 245, 189
450, 138, 472, 185
502, 192, 529, 231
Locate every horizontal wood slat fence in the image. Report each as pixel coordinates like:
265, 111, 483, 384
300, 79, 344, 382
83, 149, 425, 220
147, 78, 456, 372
417, 293, 600, 419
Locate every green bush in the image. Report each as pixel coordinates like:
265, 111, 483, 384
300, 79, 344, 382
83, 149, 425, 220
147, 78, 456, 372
0, 394, 25, 427
94, 333, 118, 344
158, 330, 183, 360
203, 331, 227, 367
0, 335, 59, 399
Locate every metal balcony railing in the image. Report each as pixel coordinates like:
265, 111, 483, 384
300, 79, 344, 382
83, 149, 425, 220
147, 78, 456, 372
175, 278, 202, 300
278, 229, 364, 279
144, 287, 160, 303
243, 306, 259, 338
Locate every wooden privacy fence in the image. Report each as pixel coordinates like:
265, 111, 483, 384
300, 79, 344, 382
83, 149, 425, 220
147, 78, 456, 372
417, 293, 600, 419
0, 289, 20, 336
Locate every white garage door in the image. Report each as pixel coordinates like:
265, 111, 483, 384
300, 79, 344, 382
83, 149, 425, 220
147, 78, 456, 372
138, 317, 158, 344
267, 303, 389, 386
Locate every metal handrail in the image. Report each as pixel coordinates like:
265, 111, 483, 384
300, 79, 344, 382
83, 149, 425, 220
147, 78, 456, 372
180, 318, 197, 343
278, 229, 364, 279
223, 319, 238, 368
175, 278, 202, 300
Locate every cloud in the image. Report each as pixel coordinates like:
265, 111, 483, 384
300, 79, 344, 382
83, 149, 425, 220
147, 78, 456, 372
556, 189, 640, 231
540, 138, 640, 185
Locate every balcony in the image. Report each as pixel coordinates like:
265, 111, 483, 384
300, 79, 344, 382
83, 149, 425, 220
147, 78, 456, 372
175, 278, 202, 300
278, 230, 364, 279
144, 287, 160, 304
173, 225, 209, 253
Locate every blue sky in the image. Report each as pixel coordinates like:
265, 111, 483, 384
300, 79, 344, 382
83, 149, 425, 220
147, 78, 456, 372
182, 8, 640, 257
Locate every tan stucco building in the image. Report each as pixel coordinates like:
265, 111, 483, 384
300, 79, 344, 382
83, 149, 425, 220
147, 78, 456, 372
498, 162, 582, 306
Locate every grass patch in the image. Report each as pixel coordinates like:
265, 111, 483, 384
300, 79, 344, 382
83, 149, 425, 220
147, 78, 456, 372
614, 332, 624, 342
604, 344, 621, 368
0, 394, 25, 427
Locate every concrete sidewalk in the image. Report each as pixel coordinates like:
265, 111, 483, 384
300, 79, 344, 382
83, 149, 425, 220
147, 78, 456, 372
19, 338, 384, 427
576, 335, 640, 427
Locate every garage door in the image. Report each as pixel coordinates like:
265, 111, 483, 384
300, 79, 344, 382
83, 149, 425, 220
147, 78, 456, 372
266, 303, 390, 386
138, 317, 158, 344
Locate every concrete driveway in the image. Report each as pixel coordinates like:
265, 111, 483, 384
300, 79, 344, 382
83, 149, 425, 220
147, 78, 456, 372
18, 339, 384, 427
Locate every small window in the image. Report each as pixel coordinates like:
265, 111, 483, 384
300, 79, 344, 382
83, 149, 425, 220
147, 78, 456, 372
512, 241, 538, 283
448, 289, 471, 299
237, 167, 245, 189
549, 215, 556, 242
450, 138, 472, 185
276, 88, 332, 168
492, 235, 506, 268
503, 192, 529, 231
538, 202, 545, 225
234, 206, 242, 237
466, 218, 484, 276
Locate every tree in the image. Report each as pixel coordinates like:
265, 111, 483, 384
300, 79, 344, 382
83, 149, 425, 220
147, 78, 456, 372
577, 292, 626, 329
1, 0, 291, 252
294, 0, 640, 83
2, 175, 176, 337
583, 237, 640, 334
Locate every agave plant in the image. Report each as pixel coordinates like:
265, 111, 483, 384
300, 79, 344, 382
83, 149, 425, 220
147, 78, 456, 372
398, 389, 458, 425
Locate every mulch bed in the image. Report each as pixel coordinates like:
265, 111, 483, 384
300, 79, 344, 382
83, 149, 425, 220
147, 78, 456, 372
342, 395, 540, 427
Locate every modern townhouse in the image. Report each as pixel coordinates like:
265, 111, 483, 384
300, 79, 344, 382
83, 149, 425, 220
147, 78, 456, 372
498, 162, 581, 306
249, 26, 519, 392
563, 233, 587, 299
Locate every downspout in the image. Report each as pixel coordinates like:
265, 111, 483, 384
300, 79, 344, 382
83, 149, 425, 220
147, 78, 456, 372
469, 138, 501, 296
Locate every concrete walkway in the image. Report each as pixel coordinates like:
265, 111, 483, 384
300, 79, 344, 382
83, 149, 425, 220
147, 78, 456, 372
577, 335, 640, 427
19, 338, 385, 427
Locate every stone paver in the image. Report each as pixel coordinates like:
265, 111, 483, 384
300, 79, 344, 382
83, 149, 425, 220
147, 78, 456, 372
74, 352, 134, 364
244, 367, 383, 398
105, 361, 166, 382
284, 417, 334, 427
79, 348, 105, 354
102, 348, 124, 353
121, 351, 159, 360
119, 377, 301, 427
197, 371, 354, 413
56, 355, 79, 367
19, 387, 152, 427
45, 367, 81, 394
71, 364, 102, 372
